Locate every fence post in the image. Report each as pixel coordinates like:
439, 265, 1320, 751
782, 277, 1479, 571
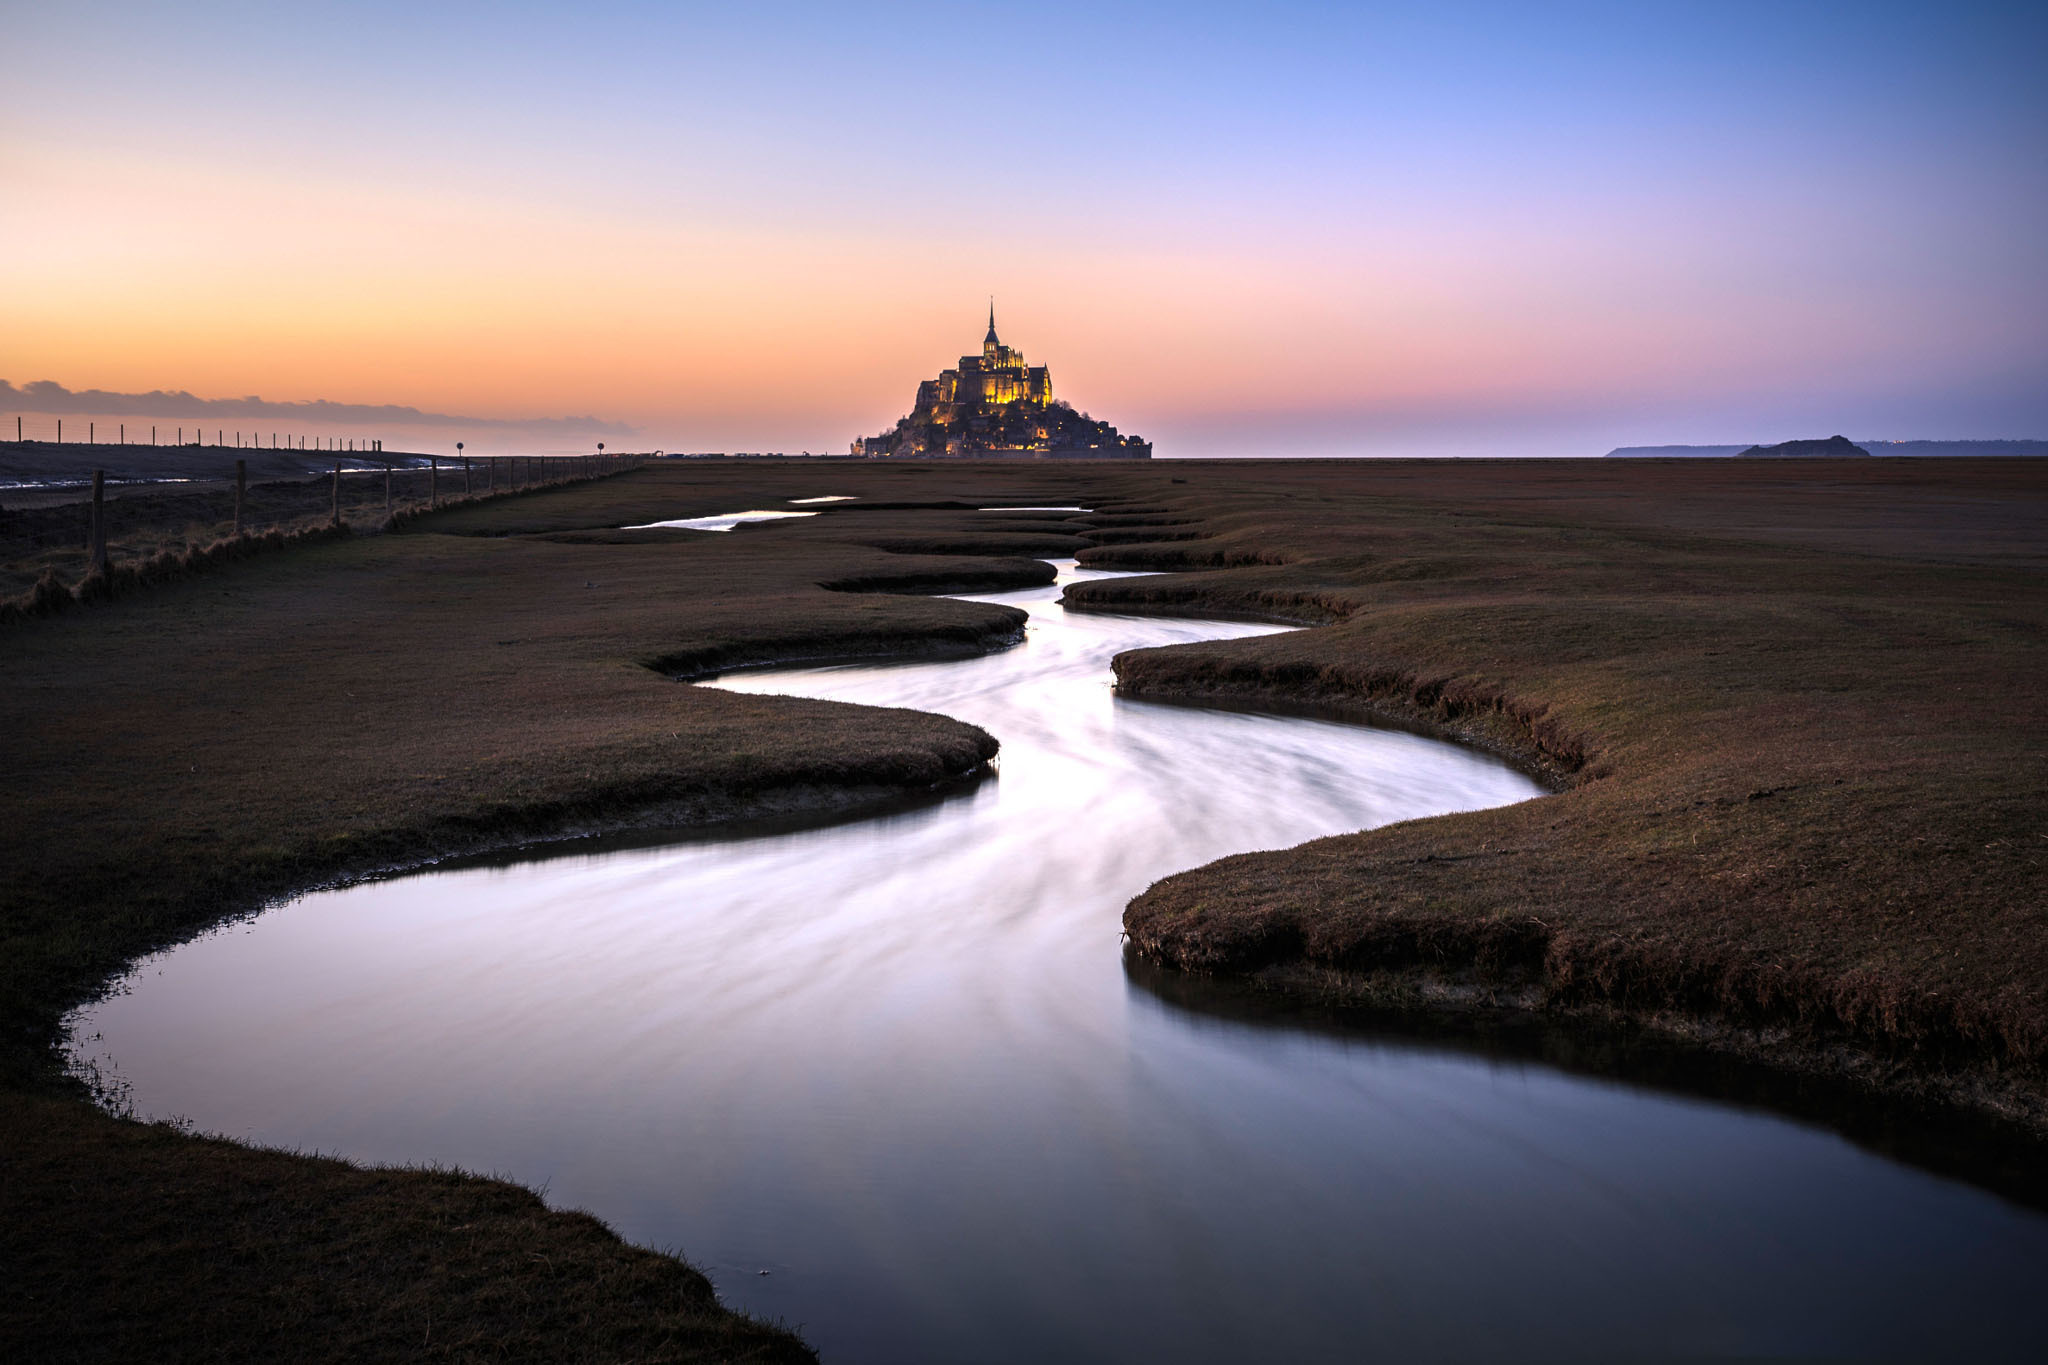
385, 463, 393, 516
331, 461, 342, 527
89, 470, 107, 574
430, 456, 438, 507
234, 459, 246, 535
463, 457, 471, 496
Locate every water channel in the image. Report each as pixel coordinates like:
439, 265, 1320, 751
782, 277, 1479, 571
70, 561, 2048, 1360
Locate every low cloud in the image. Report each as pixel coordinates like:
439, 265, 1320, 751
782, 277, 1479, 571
0, 379, 635, 438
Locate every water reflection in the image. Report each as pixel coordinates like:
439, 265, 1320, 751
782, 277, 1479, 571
623, 509, 819, 531
69, 563, 2048, 1362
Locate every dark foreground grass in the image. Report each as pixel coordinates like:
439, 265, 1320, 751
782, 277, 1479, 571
4, 455, 2045, 1356
2, 1095, 812, 1364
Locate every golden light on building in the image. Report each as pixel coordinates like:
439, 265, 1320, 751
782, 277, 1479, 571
856, 304, 1149, 460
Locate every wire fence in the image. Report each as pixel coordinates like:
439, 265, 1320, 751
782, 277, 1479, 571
5, 413, 404, 454
2, 452, 652, 617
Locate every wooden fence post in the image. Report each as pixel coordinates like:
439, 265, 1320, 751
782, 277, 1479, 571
331, 461, 342, 527
234, 459, 246, 535
89, 470, 107, 574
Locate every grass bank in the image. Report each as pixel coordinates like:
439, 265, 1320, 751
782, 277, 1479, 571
1062, 458, 2048, 1141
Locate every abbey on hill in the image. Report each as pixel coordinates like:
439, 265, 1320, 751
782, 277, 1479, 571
853, 307, 1151, 459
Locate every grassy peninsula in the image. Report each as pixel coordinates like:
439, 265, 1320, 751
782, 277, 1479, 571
3, 455, 2045, 1356
1069, 458, 2048, 1146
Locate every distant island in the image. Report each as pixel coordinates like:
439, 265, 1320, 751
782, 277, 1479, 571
854, 307, 1151, 459
1737, 435, 1870, 458
1607, 438, 2045, 458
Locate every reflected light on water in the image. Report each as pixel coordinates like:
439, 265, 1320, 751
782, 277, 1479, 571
622, 509, 819, 531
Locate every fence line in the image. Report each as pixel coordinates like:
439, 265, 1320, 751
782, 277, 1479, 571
3, 452, 653, 624
4, 412, 407, 453
4, 414, 664, 461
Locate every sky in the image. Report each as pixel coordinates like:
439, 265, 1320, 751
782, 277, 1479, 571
3, 0, 2044, 456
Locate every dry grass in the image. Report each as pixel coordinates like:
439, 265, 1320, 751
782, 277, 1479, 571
1, 1094, 813, 1363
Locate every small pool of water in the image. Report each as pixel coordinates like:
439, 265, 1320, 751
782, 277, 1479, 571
68, 562, 2048, 1362
623, 509, 819, 531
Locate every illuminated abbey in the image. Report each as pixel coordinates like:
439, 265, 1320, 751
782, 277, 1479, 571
854, 306, 1151, 459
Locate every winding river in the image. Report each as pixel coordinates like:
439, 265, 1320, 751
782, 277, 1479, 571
70, 561, 2048, 1360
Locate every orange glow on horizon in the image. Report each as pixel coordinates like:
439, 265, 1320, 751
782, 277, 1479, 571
3, 134, 2026, 456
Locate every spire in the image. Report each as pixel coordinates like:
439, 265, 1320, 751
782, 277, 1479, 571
985, 297, 999, 347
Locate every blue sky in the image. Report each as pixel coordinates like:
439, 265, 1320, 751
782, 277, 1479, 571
5, 1, 2043, 453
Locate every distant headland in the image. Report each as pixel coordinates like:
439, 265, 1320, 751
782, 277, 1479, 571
854, 307, 1150, 459
1737, 435, 1870, 458
1607, 438, 2045, 458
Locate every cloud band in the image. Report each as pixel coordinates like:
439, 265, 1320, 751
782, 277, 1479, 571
1, 380, 635, 438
